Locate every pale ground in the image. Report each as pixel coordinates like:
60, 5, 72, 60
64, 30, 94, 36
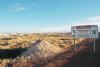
22, 40, 64, 60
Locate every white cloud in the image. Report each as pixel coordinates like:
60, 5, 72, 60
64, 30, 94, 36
10, 3, 28, 12
33, 25, 71, 33
74, 16, 100, 26
38, 16, 100, 33
13, 7, 26, 12
69, 16, 100, 32
9, 3, 38, 12
87, 16, 100, 22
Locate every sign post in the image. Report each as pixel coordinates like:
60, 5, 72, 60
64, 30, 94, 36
72, 30, 77, 52
74, 38, 76, 52
93, 38, 95, 53
92, 30, 96, 53
71, 25, 99, 53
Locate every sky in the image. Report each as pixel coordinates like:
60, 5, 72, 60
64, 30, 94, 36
0, 0, 100, 33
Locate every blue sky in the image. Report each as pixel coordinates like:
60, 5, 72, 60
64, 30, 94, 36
0, 0, 100, 33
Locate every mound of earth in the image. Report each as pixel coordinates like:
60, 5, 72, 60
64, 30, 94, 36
22, 40, 63, 60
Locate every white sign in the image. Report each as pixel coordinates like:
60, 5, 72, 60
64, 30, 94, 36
71, 25, 99, 38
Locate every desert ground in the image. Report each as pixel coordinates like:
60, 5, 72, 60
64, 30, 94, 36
0, 33, 99, 67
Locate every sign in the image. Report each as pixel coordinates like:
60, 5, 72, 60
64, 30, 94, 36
71, 25, 99, 38
71, 25, 99, 53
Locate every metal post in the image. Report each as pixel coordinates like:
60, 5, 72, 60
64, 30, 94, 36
92, 30, 96, 54
93, 38, 95, 53
74, 38, 76, 52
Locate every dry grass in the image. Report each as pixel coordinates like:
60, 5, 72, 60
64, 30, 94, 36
0, 33, 92, 67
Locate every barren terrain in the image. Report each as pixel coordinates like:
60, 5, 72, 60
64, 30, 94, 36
0, 33, 99, 67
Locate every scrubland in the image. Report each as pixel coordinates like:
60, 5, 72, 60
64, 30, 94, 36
0, 33, 93, 67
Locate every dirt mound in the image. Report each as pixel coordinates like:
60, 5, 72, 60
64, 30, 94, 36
22, 40, 63, 59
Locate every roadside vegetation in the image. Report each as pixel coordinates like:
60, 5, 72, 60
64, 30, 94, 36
0, 33, 93, 67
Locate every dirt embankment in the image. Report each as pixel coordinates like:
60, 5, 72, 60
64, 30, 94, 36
21, 39, 64, 61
